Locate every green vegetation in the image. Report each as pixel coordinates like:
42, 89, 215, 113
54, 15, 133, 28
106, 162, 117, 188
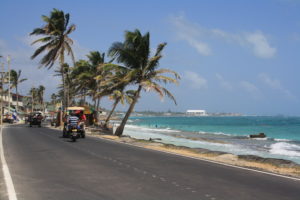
30, 8, 76, 109
108, 30, 180, 136
9, 69, 27, 111
28, 9, 180, 135
28, 85, 46, 112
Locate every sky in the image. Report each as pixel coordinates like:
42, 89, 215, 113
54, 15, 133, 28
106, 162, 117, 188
0, 0, 300, 115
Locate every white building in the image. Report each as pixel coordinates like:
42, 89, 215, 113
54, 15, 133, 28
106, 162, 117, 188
1, 93, 24, 113
186, 109, 207, 116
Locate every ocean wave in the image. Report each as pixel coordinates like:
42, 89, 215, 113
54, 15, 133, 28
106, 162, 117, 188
125, 124, 181, 133
273, 138, 291, 142
197, 131, 231, 136
269, 142, 300, 157
250, 137, 268, 141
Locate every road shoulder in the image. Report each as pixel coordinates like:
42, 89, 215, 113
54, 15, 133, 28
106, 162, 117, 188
46, 125, 300, 180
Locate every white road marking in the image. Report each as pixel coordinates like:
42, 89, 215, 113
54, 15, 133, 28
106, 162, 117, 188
97, 136, 300, 181
39, 129, 199, 195
160, 177, 166, 181
0, 126, 18, 200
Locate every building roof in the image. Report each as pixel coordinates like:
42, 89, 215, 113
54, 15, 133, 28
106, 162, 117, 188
186, 110, 206, 112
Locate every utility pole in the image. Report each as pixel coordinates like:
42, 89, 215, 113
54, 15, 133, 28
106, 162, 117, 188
31, 87, 34, 113
0, 62, 4, 126
7, 55, 11, 116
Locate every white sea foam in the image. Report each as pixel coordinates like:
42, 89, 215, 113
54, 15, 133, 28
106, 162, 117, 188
197, 131, 232, 136
274, 138, 291, 142
269, 142, 300, 157
125, 124, 181, 133
123, 123, 300, 163
251, 137, 268, 141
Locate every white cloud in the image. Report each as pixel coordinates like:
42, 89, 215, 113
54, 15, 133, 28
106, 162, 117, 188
169, 15, 212, 56
185, 38, 211, 56
245, 32, 276, 58
240, 81, 262, 99
258, 73, 282, 89
169, 14, 276, 58
184, 71, 207, 89
258, 73, 295, 99
216, 73, 233, 91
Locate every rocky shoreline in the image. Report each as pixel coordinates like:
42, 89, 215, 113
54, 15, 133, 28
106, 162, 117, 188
48, 125, 300, 178
88, 132, 300, 178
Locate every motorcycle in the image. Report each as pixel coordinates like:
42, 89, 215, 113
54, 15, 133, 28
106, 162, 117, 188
63, 124, 85, 142
63, 124, 80, 142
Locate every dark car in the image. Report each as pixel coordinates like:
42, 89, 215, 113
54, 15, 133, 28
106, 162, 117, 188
28, 112, 43, 127
3, 115, 14, 124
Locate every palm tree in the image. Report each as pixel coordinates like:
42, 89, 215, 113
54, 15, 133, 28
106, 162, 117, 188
70, 60, 90, 105
108, 29, 180, 136
10, 69, 27, 111
104, 89, 135, 128
29, 87, 38, 112
86, 51, 106, 111
51, 93, 57, 105
72, 51, 107, 110
30, 8, 76, 109
37, 85, 45, 112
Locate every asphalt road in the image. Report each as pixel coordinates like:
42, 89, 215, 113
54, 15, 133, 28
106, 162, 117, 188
1, 124, 300, 200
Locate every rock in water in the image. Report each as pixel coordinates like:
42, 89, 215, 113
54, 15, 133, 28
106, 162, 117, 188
249, 133, 266, 138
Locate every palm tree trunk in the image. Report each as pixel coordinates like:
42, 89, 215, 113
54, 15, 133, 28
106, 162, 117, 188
16, 86, 18, 112
66, 72, 70, 107
61, 66, 66, 126
42, 101, 45, 113
83, 90, 86, 106
31, 90, 34, 112
104, 98, 120, 128
93, 98, 96, 109
115, 85, 142, 136
96, 97, 100, 112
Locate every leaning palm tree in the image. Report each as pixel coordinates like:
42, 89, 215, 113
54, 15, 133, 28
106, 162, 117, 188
104, 89, 135, 128
10, 69, 27, 111
109, 29, 180, 136
30, 8, 76, 109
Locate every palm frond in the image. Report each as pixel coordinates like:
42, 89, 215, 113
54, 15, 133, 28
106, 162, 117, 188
30, 41, 52, 59
153, 75, 179, 85
31, 36, 53, 45
153, 68, 181, 80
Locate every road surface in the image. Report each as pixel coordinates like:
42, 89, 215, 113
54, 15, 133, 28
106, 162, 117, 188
1, 124, 300, 200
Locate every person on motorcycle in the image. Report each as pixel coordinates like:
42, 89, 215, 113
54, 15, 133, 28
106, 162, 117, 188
37, 113, 43, 121
67, 111, 79, 130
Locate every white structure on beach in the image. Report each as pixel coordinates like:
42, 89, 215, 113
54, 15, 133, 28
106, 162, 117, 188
186, 110, 207, 116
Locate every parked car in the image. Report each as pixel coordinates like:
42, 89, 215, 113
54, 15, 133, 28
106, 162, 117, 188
3, 114, 14, 124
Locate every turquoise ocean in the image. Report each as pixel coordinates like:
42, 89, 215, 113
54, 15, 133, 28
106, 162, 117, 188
121, 116, 300, 164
